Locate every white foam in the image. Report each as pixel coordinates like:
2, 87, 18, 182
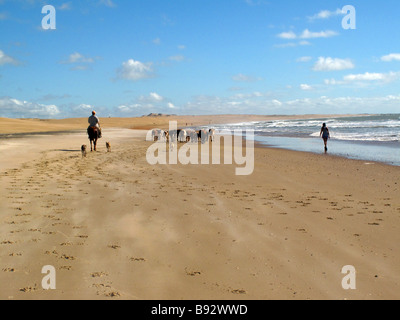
218, 115, 400, 143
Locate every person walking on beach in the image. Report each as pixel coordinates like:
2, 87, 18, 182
320, 123, 330, 152
88, 110, 102, 138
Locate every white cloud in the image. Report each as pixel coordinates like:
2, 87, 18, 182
64, 103, 96, 117
58, 2, 72, 10
274, 42, 297, 48
114, 91, 178, 116
283, 95, 400, 114
0, 97, 60, 118
153, 38, 161, 45
324, 71, 400, 87
181, 93, 287, 115
113, 91, 400, 116
232, 73, 262, 82
149, 92, 163, 101
300, 84, 313, 91
324, 78, 343, 86
277, 29, 338, 40
344, 73, 385, 81
233, 91, 268, 99
114, 99, 178, 116
169, 55, 185, 62
274, 41, 310, 48
60, 52, 96, 64
116, 59, 153, 81
272, 99, 282, 106
177, 45, 186, 50
0, 50, 19, 66
70, 65, 90, 71
313, 57, 355, 71
74, 103, 93, 111
308, 9, 343, 21
344, 71, 400, 82
297, 56, 312, 62
167, 102, 177, 109
136, 92, 165, 105
116, 104, 142, 114
300, 29, 338, 39
277, 31, 297, 40
114, 89, 400, 116
381, 53, 400, 62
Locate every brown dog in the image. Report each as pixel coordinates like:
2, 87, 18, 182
106, 142, 111, 153
81, 145, 87, 158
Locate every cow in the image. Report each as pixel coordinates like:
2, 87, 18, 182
209, 129, 216, 142
185, 129, 198, 143
178, 129, 187, 143
151, 129, 166, 142
169, 130, 178, 143
198, 129, 209, 144
151, 129, 157, 142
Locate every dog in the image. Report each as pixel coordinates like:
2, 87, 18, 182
106, 142, 111, 153
81, 145, 87, 158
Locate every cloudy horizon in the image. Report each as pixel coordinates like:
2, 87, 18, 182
1, 0, 399, 119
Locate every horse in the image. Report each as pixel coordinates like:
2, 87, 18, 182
87, 126, 99, 152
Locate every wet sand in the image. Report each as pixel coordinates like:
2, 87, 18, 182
0, 125, 399, 300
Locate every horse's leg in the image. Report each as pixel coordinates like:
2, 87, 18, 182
90, 140, 93, 152
94, 138, 97, 151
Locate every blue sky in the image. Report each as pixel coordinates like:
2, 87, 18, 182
0, 0, 400, 118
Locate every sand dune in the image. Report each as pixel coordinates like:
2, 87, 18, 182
0, 127, 399, 300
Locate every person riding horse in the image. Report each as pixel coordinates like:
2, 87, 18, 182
87, 111, 102, 151
88, 111, 102, 139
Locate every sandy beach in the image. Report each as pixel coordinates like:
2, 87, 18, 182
0, 117, 399, 300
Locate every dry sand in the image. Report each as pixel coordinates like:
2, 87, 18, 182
0, 119, 399, 300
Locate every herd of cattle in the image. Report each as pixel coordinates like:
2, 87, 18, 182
151, 128, 216, 144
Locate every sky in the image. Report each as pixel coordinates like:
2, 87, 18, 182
0, 0, 400, 119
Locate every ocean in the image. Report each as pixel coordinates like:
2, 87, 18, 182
206, 114, 400, 166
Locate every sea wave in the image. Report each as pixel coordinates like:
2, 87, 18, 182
209, 114, 400, 143
310, 131, 400, 142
